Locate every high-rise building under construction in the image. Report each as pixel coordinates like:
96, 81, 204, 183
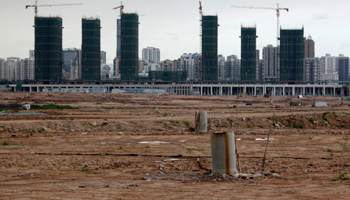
240, 26, 257, 81
34, 17, 62, 82
201, 15, 218, 81
120, 13, 139, 81
82, 18, 101, 82
280, 28, 304, 82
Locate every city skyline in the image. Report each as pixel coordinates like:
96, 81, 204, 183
1, 0, 350, 64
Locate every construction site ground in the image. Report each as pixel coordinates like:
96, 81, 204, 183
0, 92, 350, 199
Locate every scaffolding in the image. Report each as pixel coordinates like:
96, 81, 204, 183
201, 15, 218, 81
280, 28, 304, 81
240, 26, 257, 81
81, 18, 101, 81
35, 17, 62, 82
120, 13, 139, 81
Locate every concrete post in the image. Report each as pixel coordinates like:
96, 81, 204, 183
195, 111, 207, 133
210, 132, 238, 174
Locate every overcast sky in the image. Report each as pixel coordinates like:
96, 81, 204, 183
0, 0, 349, 63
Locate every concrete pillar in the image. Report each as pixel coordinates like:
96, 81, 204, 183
323, 87, 326, 96
195, 111, 207, 133
211, 87, 213, 96
219, 87, 222, 96
29, 87, 32, 92
283, 86, 285, 96
210, 132, 238, 174
292, 87, 295, 96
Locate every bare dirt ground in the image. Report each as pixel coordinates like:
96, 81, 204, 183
0, 92, 350, 199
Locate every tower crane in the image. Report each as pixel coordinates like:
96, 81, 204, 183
231, 4, 289, 81
231, 4, 288, 47
199, 1, 203, 54
26, 0, 83, 17
113, 2, 124, 15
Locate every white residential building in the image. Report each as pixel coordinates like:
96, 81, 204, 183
6, 57, 22, 82
321, 54, 337, 80
304, 58, 321, 82
217, 55, 225, 81
262, 45, 278, 80
142, 47, 160, 62
0, 59, 6, 81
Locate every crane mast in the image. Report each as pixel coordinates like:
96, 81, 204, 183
231, 4, 289, 81
199, 1, 203, 54
26, 0, 83, 17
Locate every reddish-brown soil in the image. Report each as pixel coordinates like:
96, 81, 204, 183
0, 92, 350, 199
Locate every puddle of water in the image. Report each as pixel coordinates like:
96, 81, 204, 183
0, 180, 55, 185
164, 159, 187, 162
237, 138, 275, 141
0, 112, 46, 116
138, 141, 169, 144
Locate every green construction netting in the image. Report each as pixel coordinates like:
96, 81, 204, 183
148, 71, 186, 83
121, 14, 139, 81
82, 18, 101, 81
202, 15, 218, 81
35, 17, 62, 81
240, 27, 256, 81
280, 29, 304, 81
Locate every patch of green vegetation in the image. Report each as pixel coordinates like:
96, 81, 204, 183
2, 141, 9, 145
81, 167, 91, 172
246, 124, 252, 128
308, 118, 315, 122
323, 111, 335, 116
0, 125, 5, 128
184, 121, 191, 126
331, 173, 350, 181
0, 108, 21, 112
31, 104, 77, 110
102, 107, 115, 109
119, 146, 123, 150
163, 113, 169, 117
288, 123, 304, 129
187, 148, 204, 151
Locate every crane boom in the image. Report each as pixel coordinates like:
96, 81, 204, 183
232, 3, 289, 81
113, 2, 124, 15
26, 0, 82, 17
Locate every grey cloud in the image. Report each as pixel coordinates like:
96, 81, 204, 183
313, 13, 329, 21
